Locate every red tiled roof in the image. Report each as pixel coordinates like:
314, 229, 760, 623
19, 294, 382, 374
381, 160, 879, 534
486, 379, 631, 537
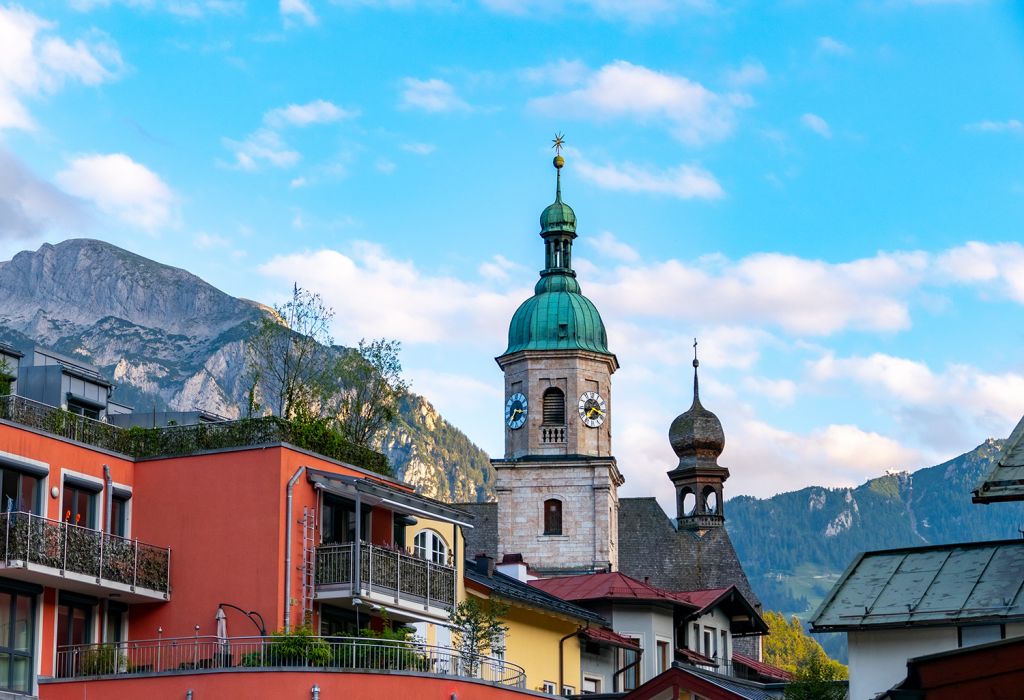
580, 626, 641, 650
672, 586, 732, 611
676, 646, 717, 667
731, 652, 794, 681
529, 572, 697, 609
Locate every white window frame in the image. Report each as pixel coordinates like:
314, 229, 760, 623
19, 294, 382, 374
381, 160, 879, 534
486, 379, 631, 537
541, 680, 557, 693
413, 529, 449, 565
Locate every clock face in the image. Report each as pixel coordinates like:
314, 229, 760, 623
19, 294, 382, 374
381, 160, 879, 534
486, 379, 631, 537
578, 391, 607, 428
505, 392, 528, 429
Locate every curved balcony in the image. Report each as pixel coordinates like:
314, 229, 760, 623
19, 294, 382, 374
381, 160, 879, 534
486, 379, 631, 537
51, 635, 526, 689
0, 511, 170, 602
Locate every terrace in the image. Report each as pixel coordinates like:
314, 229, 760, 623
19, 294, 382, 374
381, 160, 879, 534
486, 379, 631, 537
0, 394, 388, 474
0, 511, 170, 602
48, 634, 526, 689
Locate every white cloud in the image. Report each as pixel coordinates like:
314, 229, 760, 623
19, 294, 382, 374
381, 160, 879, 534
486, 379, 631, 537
576, 156, 724, 200
519, 59, 589, 87
935, 241, 1024, 303
222, 129, 301, 170
194, 232, 229, 249
400, 78, 470, 113
375, 158, 396, 174
70, 0, 243, 16
800, 112, 832, 138
0, 6, 123, 131
529, 61, 746, 146
587, 250, 928, 335
55, 153, 175, 231
590, 231, 640, 263
401, 142, 436, 155
280, 0, 318, 26
725, 61, 767, 87
481, 0, 710, 23
743, 377, 797, 405
259, 243, 529, 345
817, 36, 852, 55
265, 99, 355, 127
0, 147, 89, 239
964, 119, 1024, 134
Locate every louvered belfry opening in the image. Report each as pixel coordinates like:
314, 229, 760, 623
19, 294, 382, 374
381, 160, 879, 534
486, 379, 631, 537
542, 387, 565, 425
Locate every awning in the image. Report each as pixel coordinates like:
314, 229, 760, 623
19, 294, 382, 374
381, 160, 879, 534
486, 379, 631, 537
307, 468, 474, 529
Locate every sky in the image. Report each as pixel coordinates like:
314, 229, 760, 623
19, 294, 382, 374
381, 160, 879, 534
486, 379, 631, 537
1, 0, 1024, 510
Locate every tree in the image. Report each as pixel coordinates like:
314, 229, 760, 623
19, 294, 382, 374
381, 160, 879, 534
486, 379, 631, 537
449, 598, 509, 674
332, 338, 409, 448
245, 284, 335, 420
762, 611, 847, 699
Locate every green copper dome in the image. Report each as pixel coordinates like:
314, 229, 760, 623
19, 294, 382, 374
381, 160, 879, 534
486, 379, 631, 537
540, 199, 576, 235
502, 153, 611, 357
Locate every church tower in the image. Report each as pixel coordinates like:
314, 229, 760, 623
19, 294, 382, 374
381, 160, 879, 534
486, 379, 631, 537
492, 143, 623, 575
667, 343, 730, 530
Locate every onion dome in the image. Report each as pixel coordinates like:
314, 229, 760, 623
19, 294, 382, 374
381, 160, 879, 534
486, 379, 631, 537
669, 353, 725, 467
502, 148, 611, 356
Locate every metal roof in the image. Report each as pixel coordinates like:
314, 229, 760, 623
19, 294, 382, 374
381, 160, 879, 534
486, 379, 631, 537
810, 538, 1024, 631
464, 560, 607, 625
973, 414, 1024, 503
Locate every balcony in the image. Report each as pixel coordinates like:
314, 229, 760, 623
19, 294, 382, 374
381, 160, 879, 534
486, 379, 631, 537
0, 394, 388, 475
0, 511, 170, 602
316, 543, 456, 618
49, 634, 526, 690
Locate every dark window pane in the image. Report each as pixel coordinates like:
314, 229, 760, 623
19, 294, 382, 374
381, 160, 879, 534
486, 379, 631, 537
19, 477, 35, 514
0, 471, 17, 513
544, 499, 562, 535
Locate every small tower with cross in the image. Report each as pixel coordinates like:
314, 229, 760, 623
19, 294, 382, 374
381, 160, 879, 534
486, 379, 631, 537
666, 340, 731, 530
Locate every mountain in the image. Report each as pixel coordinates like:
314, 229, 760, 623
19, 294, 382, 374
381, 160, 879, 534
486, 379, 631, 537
725, 439, 1024, 661
0, 239, 494, 502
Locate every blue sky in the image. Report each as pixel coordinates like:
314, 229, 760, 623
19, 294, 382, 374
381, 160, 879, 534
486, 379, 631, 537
2, 0, 1024, 506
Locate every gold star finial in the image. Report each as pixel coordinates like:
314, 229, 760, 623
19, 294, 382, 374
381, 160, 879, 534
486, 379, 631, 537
552, 132, 565, 155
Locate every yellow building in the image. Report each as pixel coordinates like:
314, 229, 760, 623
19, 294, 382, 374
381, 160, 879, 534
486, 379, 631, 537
464, 554, 626, 696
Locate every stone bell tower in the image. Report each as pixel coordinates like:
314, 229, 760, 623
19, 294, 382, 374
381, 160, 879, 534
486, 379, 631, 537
667, 342, 730, 530
492, 140, 623, 575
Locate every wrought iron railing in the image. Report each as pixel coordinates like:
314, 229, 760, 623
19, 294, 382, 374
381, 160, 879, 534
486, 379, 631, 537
0, 394, 387, 474
53, 635, 526, 688
316, 542, 456, 611
0, 511, 170, 595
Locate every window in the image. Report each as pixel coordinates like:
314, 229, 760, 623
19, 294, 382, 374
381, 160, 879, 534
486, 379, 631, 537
543, 499, 562, 535
617, 637, 641, 691
0, 468, 39, 514
66, 399, 100, 421
56, 596, 93, 677
541, 681, 557, 693
692, 623, 700, 652
110, 494, 129, 537
582, 676, 602, 694
561, 686, 575, 696
62, 481, 98, 528
720, 629, 728, 665
704, 627, 717, 660
657, 639, 670, 672
413, 530, 448, 565
0, 589, 35, 693
321, 496, 370, 544
542, 388, 565, 425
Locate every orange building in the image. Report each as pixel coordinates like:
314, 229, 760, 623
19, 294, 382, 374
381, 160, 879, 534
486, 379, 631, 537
0, 347, 531, 699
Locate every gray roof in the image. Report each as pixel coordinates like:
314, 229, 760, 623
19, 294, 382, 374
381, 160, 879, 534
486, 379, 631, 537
464, 558, 607, 625
456, 501, 498, 559
810, 538, 1024, 631
617, 498, 760, 609
684, 666, 783, 700
973, 414, 1024, 503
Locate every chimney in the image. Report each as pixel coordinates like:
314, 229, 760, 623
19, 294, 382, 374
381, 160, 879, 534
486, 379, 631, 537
497, 553, 533, 582
475, 553, 495, 577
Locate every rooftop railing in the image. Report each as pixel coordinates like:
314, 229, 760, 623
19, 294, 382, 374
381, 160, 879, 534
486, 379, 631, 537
317, 542, 457, 611
0, 511, 170, 596
53, 635, 526, 689
0, 394, 388, 474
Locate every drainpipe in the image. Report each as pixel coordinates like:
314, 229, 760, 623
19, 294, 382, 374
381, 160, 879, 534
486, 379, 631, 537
353, 490, 362, 598
612, 647, 643, 692
103, 465, 112, 533
559, 626, 582, 694
283, 466, 305, 632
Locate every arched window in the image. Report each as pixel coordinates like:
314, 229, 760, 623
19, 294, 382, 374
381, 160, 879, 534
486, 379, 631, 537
542, 388, 565, 425
544, 498, 563, 535
680, 488, 697, 517
703, 486, 719, 515
414, 530, 449, 565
